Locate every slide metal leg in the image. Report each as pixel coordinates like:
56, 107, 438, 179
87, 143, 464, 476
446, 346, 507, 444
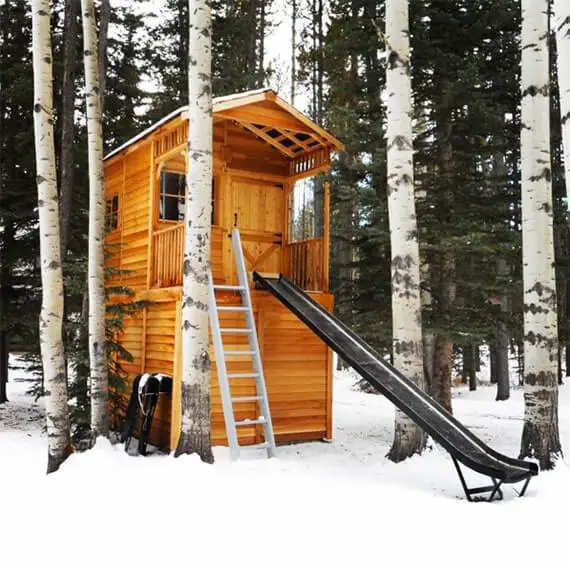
452, 457, 504, 502
514, 474, 533, 498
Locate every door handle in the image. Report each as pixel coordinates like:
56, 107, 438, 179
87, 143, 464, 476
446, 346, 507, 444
234, 213, 238, 227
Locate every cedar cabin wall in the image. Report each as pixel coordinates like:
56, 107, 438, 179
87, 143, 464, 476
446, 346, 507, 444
104, 111, 334, 451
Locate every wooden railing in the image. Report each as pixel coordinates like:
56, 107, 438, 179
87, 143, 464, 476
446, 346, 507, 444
151, 224, 184, 288
151, 225, 224, 288
283, 180, 330, 292
284, 238, 324, 291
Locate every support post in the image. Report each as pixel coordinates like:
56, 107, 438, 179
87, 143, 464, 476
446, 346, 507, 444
451, 457, 504, 502
322, 180, 331, 292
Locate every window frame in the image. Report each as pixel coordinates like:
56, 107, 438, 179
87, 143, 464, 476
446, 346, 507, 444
155, 168, 218, 226
158, 169, 186, 224
105, 193, 120, 234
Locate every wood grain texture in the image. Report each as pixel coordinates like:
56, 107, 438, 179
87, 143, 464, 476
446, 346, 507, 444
104, 97, 341, 451
111, 289, 333, 450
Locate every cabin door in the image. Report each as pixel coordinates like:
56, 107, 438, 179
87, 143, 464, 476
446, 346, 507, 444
232, 176, 284, 278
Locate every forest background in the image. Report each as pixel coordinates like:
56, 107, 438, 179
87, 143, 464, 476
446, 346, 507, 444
1, 0, 569, 430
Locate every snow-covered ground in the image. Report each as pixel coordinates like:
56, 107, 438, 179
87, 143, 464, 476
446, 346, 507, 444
1, 356, 569, 568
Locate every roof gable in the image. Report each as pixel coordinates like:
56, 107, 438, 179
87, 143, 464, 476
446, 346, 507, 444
104, 89, 343, 162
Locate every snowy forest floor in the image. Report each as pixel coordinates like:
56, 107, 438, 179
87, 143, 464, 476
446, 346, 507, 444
1, 355, 570, 567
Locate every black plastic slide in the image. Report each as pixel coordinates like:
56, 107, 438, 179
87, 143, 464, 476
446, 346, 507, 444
254, 273, 538, 495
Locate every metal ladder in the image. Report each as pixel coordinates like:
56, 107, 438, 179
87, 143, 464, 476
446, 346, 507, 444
208, 228, 276, 460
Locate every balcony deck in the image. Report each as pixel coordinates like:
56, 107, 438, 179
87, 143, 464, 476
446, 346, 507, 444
151, 224, 328, 292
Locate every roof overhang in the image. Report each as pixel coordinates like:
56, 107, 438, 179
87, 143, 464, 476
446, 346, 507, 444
104, 88, 344, 163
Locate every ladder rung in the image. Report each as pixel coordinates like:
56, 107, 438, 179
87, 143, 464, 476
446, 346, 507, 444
220, 328, 252, 334
214, 285, 244, 291
232, 396, 262, 403
224, 350, 255, 356
227, 373, 261, 379
235, 418, 267, 427
217, 306, 248, 312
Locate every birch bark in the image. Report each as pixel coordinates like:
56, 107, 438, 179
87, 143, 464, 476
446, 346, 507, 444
554, 0, 570, 206
31, 0, 71, 473
519, 0, 561, 469
81, 0, 108, 439
385, 0, 426, 462
175, 0, 214, 463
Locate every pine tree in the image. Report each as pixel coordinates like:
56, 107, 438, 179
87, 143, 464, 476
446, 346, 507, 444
324, 1, 391, 356
410, 0, 524, 410
0, 0, 9, 404
148, 0, 274, 121
97, 0, 111, 113
104, 3, 151, 149
58, 0, 79, 258
175, 0, 214, 463
0, 1, 40, 401
554, 0, 570, 205
519, 0, 561, 469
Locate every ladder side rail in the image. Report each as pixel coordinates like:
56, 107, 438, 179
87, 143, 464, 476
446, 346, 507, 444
208, 271, 241, 460
231, 229, 277, 457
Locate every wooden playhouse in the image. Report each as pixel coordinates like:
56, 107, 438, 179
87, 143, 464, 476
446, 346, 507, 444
103, 88, 344, 450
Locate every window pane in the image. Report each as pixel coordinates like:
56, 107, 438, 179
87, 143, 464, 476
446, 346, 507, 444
160, 172, 185, 221
105, 194, 119, 232
158, 172, 216, 223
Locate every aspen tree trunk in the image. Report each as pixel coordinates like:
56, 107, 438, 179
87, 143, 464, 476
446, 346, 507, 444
519, 0, 561, 470
82, 0, 109, 439
385, 0, 426, 462
31, 0, 71, 473
175, 0, 214, 463
554, 0, 570, 206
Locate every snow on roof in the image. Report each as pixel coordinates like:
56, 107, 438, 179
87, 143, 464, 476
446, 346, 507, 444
103, 87, 275, 162
210, 86, 273, 105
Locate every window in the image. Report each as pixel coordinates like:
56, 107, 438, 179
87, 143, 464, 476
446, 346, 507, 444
159, 171, 186, 221
106, 194, 119, 232
158, 170, 217, 224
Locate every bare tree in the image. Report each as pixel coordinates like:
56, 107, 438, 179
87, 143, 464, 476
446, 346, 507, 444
81, 0, 109, 439
174, 0, 214, 463
384, 0, 426, 462
519, 0, 561, 469
31, 0, 71, 473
